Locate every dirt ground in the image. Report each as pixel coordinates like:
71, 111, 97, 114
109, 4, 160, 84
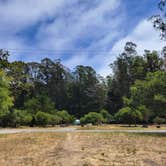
0, 132, 165, 166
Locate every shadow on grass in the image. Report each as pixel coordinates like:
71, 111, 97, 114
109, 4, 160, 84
132, 133, 166, 137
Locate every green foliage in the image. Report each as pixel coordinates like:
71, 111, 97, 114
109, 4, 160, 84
24, 94, 55, 114
138, 105, 151, 123
14, 109, 33, 126
0, 49, 9, 69
115, 107, 142, 126
100, 109, 113, 123
153, 117, 165, 125
80, 112, 104, 125
57, 110, 74, 124
0, 70, 13, 126
151, 0, 166, 39
0, 39, 166, 127
8, 61, 33, 109
49, 114, 62, 126
35, 111, 52, 126
129, 71, 166, 120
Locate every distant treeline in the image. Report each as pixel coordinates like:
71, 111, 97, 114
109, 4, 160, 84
0, 41, 166, 127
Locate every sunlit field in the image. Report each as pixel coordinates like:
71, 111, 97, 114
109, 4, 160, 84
78, 124, 166, 130
0, 132, 165, 166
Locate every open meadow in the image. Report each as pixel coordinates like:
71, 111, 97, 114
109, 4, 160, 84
0, 132, 165, 166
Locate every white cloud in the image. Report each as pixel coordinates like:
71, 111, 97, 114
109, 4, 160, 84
0, 0, 123, 61
112, 20, 166, 54
98, 20, 166, 77
0, 0, 66, 33
1, 1, 163, 78
36, 0, 122, 50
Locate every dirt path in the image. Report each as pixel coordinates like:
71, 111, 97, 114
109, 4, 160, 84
55, 133, 85, 166
0, 128, 166, 134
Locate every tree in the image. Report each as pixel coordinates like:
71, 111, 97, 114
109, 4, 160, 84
128, 71, 166, 121
35, 111, 52, 126
80, 112, 104, 125
8, 61, 33, 109
161, 46, 166, 70
144, 50, 163, 72
68, 65, 106, 117
107, 42, 146, 114
0, 70, 13, 126
153, 116, 165, 127
0, 49, 9, 69
39, 58, 71, 110
138, 105, 151, 127
56, 110, 74, 124
115, 107, 142, 126
24, 94, 56, 114
151, 0, 166, 39
100, 109, 113, 123
13, 109, 33, 126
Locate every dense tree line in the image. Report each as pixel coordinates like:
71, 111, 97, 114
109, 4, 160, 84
0, 0, 165, 127
0, 41, 165, 127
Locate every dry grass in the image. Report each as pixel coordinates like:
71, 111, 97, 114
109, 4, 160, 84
0, 133, 66, 166
0, 132, 165, 166
69, 133, 166, 166
78, 124, 166, 130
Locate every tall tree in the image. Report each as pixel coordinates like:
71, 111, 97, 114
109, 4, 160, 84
127, 71, 166, 121
0, 70, 13, 126
68, 65, 106, 117
0, 49, 9, 69
151, 0, 166, 39
106, 42, 142, 114
8, 61, 33, 109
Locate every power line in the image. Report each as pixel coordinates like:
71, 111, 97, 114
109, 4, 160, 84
1, 48, 162, 53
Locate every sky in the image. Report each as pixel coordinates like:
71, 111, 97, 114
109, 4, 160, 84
0, 0, 165, 77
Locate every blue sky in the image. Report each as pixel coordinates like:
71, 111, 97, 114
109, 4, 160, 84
0, 0, 165, 76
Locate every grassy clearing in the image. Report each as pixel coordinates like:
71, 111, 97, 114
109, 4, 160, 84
0, 133, 67, 166
0, 132, 165, 166
59, 132, 166, 166
77, 124, 166, 130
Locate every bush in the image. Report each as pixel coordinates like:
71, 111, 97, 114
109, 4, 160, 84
56, 110, 74, 124
49, 114, 62, 126
0, 109, 33, 127
153, 117, 165, 125
14, 109, 33, 126
35, 111, 52, 126
115, 107, 142, 126
100, 109, 114, 123
138, 105, 151, 124
80, 112, 104, 125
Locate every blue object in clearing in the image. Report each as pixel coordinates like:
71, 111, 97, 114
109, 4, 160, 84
74, 119, 80, 125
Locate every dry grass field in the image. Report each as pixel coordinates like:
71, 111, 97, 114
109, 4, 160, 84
78, 124, 166, 130
0, 132, 165, 166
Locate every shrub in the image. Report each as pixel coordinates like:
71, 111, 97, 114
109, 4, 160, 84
153, 117, 165, 125
100, 109, 113, 123
49, 114, 62, 126
35, 111, 52, 126
14, 109, 33, 126
115, 107, 142, 126
80, 112, 104, 125
56, 110, 74, 124
138, 105, 151, 124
